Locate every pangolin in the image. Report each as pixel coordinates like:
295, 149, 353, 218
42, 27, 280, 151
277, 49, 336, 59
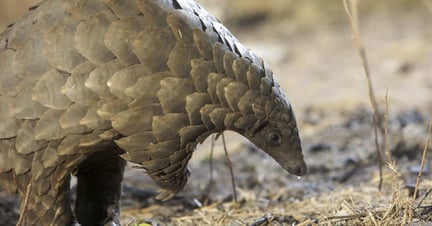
0, 0, 307, 225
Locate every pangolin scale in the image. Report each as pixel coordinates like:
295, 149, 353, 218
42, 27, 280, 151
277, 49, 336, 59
0, 0, 306, 225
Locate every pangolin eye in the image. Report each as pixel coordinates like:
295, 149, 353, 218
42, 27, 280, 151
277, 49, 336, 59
266, 131, 282, 146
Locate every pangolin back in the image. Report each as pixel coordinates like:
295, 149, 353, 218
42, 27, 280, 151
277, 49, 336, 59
0, 0, 306, 225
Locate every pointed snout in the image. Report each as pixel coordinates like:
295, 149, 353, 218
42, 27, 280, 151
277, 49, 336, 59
287, 160, 307, 176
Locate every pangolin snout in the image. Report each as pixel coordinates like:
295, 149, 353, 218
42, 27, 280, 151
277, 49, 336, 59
287, 160, 307, 176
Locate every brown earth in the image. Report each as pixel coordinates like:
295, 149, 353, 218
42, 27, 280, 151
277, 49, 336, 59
0, 0, 431, 225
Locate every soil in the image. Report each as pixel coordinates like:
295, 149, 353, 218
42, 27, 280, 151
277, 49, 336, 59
0, 0, 431, 225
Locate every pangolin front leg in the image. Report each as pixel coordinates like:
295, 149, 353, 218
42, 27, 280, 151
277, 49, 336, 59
0, 0, 306, 225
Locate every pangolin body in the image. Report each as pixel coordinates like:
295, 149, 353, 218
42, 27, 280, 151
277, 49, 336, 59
0, 0, 306, 225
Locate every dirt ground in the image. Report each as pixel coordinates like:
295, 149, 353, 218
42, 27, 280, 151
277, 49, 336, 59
0, 0, 431, 225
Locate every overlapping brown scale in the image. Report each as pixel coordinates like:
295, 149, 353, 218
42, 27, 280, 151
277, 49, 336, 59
121, 151, 150, 165
77, 129, 106, 148
57, 135, 81, 156
215, 77, 234, 107
168, 148, 191, 168
41, 142, 65, 169
32, 174, 51, 197
232, 42, 252, 61
223, 51, 238, 78
132, 28, 174, 72
0, 171, 17, 193
74, 10, 116, 65
103, 0, 140, 19
44, 16, 85, 72
157, 77, 195, 113
147, 139, 180, 159
209, 108, 232, 130
199, 104, 220, 130
34, 109, 66, 141
62, 154, 85, 172
192, 29, 218, 60
112, 104, 162, 136
13, 80, 45, 120
96, 99, 128, 121
104, 17, 147, 65
0, 50, 19, 96
158, 161, 183, 179
62, 61, 99, 105
115, 131, 156, 153
65, 0, 108, 20
167, 41, 200, 78
238, 90, 261, 116
212, 22, 237, 52
142, 158, 170, 173
234, 114, 257, 131
84, 59, 123, 100
108, 64, 148, 101
0, 96, 21, 139
167, 10, 202, 42
232, 58, 250, 84
136, 0, 175, 28
185, 92, 210, 125
152, 113, 190, 142
31, 152, 56, 182
212, 43, 228, 73
224, 81, 248, 112
125, 71, 170, 103
246, 63, 264, 91
98, 129, 119, 141
178, 125, 207, 147
80, 101, 111, 130
13, 36, 49, 79
16, 121, 46, 155
32, 69, 72, 110
10, 150, 33, 176
0, 141, 13, 172
207, 72, 224, 104
260, 76, 273, 96
251, 97, 267, 121
223, 112, 242, 129
11, 87, 45, 119
190, 58, 215, 92
58, 103, 91, 134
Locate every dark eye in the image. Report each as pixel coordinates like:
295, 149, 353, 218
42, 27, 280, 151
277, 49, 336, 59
266, 131, 282, 146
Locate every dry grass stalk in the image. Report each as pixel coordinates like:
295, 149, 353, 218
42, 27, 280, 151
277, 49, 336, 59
203, 134, 216, 205
412, 119, 432, 204
343, 0, 385, 190
222, 133, 238, 203
17, 181, 32, 226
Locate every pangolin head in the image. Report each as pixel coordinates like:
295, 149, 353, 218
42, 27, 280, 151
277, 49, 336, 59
246, 81, 307, 176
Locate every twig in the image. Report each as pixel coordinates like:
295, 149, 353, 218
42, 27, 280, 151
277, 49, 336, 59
326, 210, 384, 221
203, 134, 216, 205
343, 0, 384, 190
413, 119, 432, 201
222, 133, 238, 203
17, 181, 32, 226
417, 187, 432, 207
